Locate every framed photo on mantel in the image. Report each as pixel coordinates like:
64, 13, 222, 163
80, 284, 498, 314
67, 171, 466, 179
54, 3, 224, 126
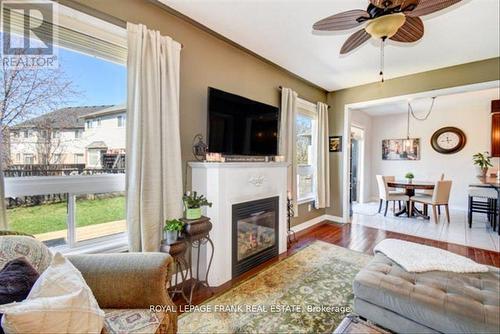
382, 138, 420, 160
329, 136, 342, 152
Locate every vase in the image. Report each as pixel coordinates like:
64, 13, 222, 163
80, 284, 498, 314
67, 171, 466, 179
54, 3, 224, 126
185, 207, 202, 220
407, 178, 413, 184
164, 230, 178, 245
476, 167, 488, 178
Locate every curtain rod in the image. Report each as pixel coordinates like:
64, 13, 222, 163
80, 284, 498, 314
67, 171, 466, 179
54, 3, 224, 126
278, 86, 330, 109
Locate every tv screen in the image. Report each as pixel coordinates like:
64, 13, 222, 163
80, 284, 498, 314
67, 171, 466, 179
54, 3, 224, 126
208, 87, 279, 156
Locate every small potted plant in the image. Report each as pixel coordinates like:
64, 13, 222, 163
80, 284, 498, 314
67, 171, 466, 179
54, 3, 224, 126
473, 152, 493, 178
405, 172, 415, 183
183, 191, 212, 220
163, 219, 184, 244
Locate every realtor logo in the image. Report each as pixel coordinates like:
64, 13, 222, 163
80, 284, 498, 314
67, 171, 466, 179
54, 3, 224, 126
1, 0, 58, 68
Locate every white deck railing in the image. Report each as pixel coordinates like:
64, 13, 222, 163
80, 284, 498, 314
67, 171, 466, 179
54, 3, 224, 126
4, 174, 127, 252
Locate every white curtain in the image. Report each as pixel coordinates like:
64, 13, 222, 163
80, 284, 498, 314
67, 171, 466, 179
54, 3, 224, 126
279, 88, 298, 216
126, 23, 183, 252
315, 102, 330, 209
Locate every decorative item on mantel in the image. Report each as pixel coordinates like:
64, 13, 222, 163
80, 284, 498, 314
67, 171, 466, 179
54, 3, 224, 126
163, 219, 184, 245
405, 172, 414, 184
183, 191, 212, 220
205, 152, 225, 162
192, 133, 208, 161
473, 152, 493, 178
287, 191, 297, 247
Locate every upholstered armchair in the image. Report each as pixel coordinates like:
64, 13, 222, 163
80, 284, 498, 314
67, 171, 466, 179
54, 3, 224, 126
0, 234, 177, 334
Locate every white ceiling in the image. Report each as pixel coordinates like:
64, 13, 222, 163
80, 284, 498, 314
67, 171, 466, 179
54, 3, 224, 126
353, 85, 500, 116
161, 0, 500, 91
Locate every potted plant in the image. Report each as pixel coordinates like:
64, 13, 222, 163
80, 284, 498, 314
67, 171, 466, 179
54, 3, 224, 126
183, 191, 212, 220
163, 219, 184, 244
473, 152, 493, 177
405, 172, 415, 183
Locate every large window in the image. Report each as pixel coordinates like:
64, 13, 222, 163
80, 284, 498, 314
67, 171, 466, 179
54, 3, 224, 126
296, 100, 317, 202
1, 3, 127, 252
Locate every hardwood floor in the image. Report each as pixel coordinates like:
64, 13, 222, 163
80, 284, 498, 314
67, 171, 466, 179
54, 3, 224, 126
173, 221, 500, 307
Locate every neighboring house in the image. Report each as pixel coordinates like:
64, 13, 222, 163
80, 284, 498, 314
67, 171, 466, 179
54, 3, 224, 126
9, 105, 126, 169
81, 105, 126, 168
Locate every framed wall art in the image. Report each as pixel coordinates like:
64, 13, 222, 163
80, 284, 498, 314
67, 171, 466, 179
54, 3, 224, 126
382, 138, 420, 160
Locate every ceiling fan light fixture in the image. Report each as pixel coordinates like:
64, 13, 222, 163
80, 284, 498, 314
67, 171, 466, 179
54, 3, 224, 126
365, 13, 406, 39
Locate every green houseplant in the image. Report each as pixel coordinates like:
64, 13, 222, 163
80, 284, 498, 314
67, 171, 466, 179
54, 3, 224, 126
473, 152, 493, 177
163, 219, 184, 244
183, 191, 212, 220
405, 172, 415, 183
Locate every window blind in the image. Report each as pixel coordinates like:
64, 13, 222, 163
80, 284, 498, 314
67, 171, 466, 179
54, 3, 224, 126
4, 7, 127, 65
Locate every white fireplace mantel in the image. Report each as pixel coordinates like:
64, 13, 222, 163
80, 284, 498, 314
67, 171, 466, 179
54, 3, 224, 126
188, 161, 289, 286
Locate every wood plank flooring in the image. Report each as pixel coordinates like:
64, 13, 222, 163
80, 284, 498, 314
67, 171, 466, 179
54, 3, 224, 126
173, 221, 499, 307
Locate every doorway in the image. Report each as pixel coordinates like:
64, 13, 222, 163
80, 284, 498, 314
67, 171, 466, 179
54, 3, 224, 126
349, 126, 364, 217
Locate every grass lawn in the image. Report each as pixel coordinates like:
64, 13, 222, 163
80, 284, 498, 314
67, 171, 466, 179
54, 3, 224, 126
7, 196, 125, 235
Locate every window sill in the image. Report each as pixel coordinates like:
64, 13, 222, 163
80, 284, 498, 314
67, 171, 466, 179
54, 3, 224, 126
52, 233, 128, 255
297, 197, 315, 205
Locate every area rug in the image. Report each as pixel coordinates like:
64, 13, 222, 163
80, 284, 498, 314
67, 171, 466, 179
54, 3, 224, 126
178, 241, 372, 333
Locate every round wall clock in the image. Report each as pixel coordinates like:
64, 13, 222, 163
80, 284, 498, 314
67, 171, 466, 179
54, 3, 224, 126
430, 127, 466, 154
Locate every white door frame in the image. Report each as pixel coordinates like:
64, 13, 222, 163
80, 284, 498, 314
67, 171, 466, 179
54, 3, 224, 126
340, 80, 500, 223
350, 124, 365, 204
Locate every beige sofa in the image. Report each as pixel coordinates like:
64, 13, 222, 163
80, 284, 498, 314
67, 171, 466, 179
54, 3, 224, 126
0, 234, 177, 334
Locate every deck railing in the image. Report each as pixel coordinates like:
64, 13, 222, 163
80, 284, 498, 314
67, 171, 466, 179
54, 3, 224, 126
4, 174, 126, 250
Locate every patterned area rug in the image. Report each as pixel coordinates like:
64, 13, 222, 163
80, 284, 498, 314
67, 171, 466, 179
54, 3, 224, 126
178, 241, 372, 333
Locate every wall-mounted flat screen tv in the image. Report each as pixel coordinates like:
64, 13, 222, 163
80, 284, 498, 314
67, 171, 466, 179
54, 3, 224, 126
207, 87, 279, 156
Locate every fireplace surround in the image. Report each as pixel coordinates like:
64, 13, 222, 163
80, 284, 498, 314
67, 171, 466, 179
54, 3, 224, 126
189, 161, 288, 286
232, 196, 279, 277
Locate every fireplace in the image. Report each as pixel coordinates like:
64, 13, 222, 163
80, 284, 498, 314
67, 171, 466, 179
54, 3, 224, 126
232, 196, 279, 277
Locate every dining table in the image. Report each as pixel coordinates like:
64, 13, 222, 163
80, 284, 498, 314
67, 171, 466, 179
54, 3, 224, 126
387, 180, 435, 219
472, 176, 500, 235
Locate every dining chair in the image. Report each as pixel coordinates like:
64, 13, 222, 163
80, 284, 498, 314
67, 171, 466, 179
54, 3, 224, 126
385, 175, 402, 212
412, 180, 452, 223
417, 173, 444, 196
467, 187, 498, 231
416, 173, 444, 213
376, 175, 409, 216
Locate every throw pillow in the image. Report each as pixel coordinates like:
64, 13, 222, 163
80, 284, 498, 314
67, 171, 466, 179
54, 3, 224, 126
0, 253, 104, 334
0, 258, 39, 334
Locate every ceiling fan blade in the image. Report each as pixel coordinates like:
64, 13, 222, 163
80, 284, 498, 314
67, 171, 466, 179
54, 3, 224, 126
340, 29, 371, 54
401, 0, 420, 11
407, 0, 462, 17
370, 0, 405, 9
390, 16, 424, 42
313, 9, 369, 31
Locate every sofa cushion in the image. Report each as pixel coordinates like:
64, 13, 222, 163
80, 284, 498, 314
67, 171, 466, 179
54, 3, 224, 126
353, 253, 500, 333
0, 258, 40, 334
0, 257, 39, 304
102, 309, 172, 334
0, 253, 104, 334
0, 236, 52, 273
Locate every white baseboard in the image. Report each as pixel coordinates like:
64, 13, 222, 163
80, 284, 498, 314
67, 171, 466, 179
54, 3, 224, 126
324, 214, 347, 223
290, 214, 327, 233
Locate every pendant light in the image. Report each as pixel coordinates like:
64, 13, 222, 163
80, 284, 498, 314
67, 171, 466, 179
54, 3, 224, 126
403, 102, 412, 151
403, 96, 437, 150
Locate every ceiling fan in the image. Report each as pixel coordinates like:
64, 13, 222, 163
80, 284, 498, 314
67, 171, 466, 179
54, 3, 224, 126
313, 0, 463, 81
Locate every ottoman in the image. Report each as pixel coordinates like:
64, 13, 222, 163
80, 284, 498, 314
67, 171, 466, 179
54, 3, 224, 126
353, 253, 500, 333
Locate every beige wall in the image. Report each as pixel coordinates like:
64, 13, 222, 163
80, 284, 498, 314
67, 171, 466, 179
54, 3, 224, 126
64, 0, 328, 224
326, 57, 500, 217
